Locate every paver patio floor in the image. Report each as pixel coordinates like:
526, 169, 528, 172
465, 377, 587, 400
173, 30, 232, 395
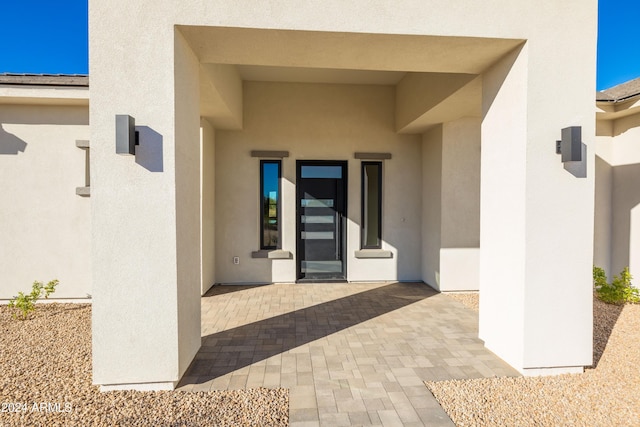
177, 282, 519, 426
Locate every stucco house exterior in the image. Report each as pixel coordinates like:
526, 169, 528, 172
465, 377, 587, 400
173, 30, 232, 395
1, 0, 623, 391
595, 78, 640, 281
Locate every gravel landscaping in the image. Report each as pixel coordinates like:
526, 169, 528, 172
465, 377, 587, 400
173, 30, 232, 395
444, 292, 479, 311
429, 294, 640, 426
0, 304, 288, 426
2, 293, 636, 427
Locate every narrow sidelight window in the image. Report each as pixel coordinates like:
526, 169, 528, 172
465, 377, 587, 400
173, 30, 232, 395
362, 162, 382, 249
260, 160, 281, 249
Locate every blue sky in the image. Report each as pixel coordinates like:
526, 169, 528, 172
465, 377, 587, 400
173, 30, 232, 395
1, 1, 88, 76
0, 1, 637, 90
597, 0, 640, 90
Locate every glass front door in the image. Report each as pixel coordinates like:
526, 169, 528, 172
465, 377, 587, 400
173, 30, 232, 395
296, 161, 347, 281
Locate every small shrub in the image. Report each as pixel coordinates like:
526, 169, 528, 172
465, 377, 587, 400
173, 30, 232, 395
7, 279, 59, 320
593, 267, 639, 305
593, 266, 608, 290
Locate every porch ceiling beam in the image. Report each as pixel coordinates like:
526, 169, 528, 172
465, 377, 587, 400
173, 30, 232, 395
179, 26, 523, 75
199, 63, 243, 130
396, 74, 482, 134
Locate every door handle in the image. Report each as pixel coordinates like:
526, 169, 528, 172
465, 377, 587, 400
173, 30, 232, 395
335, 211, 340, 260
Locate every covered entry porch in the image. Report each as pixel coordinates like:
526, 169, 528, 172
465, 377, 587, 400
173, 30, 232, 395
196, 27, 521, 289
90, 1, 596, 392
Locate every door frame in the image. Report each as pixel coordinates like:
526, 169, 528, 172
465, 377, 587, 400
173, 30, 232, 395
296, 160, 348, 282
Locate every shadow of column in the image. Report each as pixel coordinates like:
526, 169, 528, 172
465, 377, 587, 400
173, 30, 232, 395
179, 282, 437, 385
591, 298, 624, 368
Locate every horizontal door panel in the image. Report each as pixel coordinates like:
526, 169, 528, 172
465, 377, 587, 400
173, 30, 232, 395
301, 223, 336, 233
301, 231, 334, 240
301, 215, 335, 224
303, 240, 338, 260
301, 198, 334, 208
301, 207, 336, 218
301, 261, 343, 273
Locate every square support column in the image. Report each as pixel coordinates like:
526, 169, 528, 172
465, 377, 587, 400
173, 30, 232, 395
422, 117, 481, 291
90, 22, 202, 390
479, 42, 594, 375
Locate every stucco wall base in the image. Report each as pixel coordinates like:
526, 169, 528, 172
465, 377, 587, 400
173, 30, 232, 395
439, 248, 479, 291
99, 381, 177, 392
521, 366, 584, 377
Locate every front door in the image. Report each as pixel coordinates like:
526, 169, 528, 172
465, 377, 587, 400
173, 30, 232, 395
296, 161, 347, 281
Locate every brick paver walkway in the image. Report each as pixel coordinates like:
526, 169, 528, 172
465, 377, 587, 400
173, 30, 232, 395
177, 282, 518, 426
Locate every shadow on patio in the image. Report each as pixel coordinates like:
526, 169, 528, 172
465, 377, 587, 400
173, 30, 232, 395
179, 282, 437, 385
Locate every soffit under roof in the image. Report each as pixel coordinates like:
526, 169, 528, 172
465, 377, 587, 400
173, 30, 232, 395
180, 26, 524, 76
187, 26, 522, 131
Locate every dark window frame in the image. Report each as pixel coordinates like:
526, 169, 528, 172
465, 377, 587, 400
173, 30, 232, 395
361, 161, 383, 249
260, 159, 282, 250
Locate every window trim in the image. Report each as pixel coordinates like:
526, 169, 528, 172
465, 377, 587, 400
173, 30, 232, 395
361, 161, 383, 249
260, 159, 282, 250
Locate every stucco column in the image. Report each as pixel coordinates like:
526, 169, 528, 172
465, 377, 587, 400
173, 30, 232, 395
439, 117, 481, 291
90, 19, 201, 389
479, 43, 594, 375
421, 117, 481, 291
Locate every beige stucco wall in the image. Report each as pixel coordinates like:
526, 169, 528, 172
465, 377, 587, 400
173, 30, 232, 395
440, 117, 481, 291
0, 103, 90, 299
595, 114, 640, 283
200, 64, 243, 129
201, 119, 216, 294
421, 126, 443, 288
594, 155, 612, 276
421, 117, 481, 292
174, 32, 203, 381
215, 81, 422, 283
611, 163, 640, 280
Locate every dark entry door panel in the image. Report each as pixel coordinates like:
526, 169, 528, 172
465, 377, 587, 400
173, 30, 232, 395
297, 161, 347, 281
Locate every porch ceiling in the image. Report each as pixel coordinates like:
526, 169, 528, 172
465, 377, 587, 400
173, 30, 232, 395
183, 26, 523, 132
180, 26, 522, 74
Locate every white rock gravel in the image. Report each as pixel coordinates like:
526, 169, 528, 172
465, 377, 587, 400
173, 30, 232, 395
429, 295, 640, 427
0, 304, 288, 426
444, 292, 479, 311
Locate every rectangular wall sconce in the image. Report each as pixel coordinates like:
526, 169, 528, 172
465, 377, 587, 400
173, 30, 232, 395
556, 126, 581, 162
116, 115, 139, 155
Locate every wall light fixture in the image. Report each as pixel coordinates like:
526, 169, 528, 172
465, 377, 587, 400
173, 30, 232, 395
556, 126, 582, 162
116, 115, 139, 155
